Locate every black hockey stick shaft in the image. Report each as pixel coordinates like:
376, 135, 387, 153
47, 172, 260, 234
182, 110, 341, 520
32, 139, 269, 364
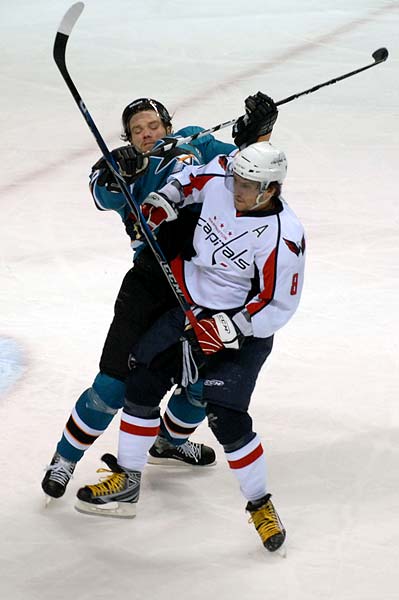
53, 2, 198, 328
145, 47, 389, 157
276, 47, 388, 106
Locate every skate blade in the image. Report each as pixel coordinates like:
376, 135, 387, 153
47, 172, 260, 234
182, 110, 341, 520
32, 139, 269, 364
147, 456, 216, 467
74, 499, 136, 519
276, 546, 287, 558
44, 495, 53, 507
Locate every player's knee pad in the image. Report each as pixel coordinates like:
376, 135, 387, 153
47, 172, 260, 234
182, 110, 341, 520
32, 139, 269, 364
89, 372, 126, 413
205, 403, 254, 449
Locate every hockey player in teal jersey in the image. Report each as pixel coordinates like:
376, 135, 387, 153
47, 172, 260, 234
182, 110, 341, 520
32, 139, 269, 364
42, 94, 278, 500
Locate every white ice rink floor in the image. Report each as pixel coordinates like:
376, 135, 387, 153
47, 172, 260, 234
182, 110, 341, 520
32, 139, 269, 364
1, 1, 398, 599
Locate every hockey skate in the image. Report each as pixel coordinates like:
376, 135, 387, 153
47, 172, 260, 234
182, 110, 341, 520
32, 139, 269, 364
246, 494, 286, 552
42, 452, 76, 501
148, 436, 216, 466
75, 453, 141, 518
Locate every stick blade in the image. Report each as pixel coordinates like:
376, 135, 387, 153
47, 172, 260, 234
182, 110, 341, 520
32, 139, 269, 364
372, 47, 389, 63
57, 2, 85, 36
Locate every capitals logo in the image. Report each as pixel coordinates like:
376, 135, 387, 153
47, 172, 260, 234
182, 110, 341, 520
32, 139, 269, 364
197, 216, 251, 270
283, 235, 306, 256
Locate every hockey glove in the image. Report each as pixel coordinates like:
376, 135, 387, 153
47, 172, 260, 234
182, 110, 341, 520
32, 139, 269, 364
124, 212, 143, 248
92, 145, 149, 190
185, 313, 243, 356
123, 193, 177, 246
140, 192, 178, 231
232, 92, 278, 149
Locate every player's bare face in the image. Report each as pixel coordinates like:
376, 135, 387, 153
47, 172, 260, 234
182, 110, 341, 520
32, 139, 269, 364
129, 111, 168, 152
233, 174, 262, 211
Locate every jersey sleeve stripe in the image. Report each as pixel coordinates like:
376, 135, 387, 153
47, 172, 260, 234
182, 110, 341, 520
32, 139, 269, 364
182, 173, 217, 197
89, 172, 108, 211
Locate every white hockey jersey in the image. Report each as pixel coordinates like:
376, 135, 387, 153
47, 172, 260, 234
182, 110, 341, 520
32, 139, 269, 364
163, 154, 306, 339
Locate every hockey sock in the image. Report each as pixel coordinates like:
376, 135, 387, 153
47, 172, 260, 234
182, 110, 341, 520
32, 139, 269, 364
56, 373, 125, 462
160, 387, 206, 446
118, 411, 160, 471
224, 434, 267, 502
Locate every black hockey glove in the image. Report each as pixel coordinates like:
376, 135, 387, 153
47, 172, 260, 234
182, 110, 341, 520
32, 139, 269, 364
92, 145, 149, 191
124, 212, 141, 245
232, 92, 278, 149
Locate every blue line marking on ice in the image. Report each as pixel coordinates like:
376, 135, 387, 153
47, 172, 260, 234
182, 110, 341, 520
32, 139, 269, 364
0, 337, 24, 397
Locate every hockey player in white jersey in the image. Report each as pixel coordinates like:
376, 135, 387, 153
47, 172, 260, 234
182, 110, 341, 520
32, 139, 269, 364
42, 93, 278, 500
75, 141, 305, 553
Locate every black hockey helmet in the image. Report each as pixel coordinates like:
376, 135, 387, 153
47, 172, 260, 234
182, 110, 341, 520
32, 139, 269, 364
121, 98, 172, 141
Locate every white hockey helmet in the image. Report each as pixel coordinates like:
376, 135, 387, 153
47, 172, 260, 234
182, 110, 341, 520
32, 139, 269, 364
233, 141, 287, 192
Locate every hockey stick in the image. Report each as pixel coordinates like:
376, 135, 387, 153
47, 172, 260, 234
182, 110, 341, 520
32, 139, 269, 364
53, 2, 198, 330
145, 47, 389, 157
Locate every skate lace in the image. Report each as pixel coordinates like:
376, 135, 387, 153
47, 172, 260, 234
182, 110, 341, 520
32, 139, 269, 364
86, 468, 126, 497
177, 440, 201, 462
248, 501, 282, 541
45, 457, 75, 486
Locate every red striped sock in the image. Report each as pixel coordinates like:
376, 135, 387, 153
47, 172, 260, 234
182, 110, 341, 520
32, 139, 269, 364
118, 411, 160, 471
225, 434, 267, 501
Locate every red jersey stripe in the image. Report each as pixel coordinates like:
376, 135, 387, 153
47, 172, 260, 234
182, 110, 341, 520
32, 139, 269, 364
182, 173, 215, 197
218, 156, 229, 170
170, 255, 195, 304
120, 420, 160, 437
246, 248, 277, 316
227, 443, 264, 470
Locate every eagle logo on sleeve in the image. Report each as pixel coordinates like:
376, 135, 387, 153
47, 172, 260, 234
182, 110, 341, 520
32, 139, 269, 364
283, 235, 306, 256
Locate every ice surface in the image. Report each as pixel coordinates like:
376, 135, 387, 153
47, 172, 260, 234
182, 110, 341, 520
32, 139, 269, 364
1, 1, 398, 599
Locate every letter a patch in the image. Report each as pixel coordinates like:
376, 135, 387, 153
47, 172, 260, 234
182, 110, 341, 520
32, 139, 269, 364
252, 225, 268, 238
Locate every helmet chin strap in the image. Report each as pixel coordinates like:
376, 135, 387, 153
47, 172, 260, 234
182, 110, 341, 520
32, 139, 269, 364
249, 188, 271, 211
